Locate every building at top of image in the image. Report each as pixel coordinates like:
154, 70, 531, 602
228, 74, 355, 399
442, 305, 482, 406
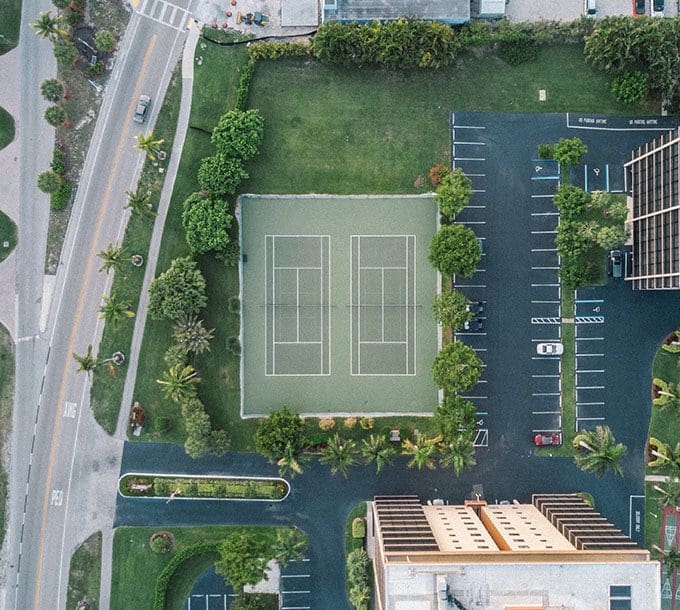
625, 127, 680, 290
322, 0, 470, 24
370, 494, 658, 609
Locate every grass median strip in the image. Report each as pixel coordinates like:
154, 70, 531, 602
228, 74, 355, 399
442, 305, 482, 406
0, 324, 14, 548
90, 60, 183, 434
66, 531, 102, 610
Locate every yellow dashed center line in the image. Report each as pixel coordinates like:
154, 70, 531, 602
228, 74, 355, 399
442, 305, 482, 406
32, 34, 158, 610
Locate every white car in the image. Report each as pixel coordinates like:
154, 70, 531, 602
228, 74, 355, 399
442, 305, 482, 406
536, 342, 563, 356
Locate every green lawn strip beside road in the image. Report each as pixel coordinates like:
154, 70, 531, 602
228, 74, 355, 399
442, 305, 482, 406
645, 481, 662, 552
0, 210, 17, 264
0, 107, 15, 151
537, 289, 575, 457
0, 324, 14, 548
132, 37, 249, 444
66, 531, 102, 610
0, 0, 21, 55
111, 526, 286, 610
244, 46, 652, 195
90, 62, 183, 435
646, 345, 680, 477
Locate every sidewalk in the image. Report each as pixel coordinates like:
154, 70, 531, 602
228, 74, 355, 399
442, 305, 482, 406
0, 47, 21, 339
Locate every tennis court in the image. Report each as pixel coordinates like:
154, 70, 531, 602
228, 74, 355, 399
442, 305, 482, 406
239, 195, 439, 415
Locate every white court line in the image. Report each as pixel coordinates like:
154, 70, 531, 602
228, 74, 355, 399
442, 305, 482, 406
360, 341, 407, 345
361, 266, 406, 270
532, 248, 558, 252
381, 268, 385, 342
532, 212, 559, 216
275, 266, 321, 270
273, 237, 276, 373
454, 141, 486, 145
296, 269, 300, 341
274, 341, 322, 345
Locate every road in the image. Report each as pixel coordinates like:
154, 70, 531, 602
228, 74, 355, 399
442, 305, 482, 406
6, 3, 189, 609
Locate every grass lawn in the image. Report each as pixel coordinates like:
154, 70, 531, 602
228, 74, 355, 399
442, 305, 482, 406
0, 210, 17, 264
0, 324, 13, 548
645, 481, 663, 552
110, 525, 286, 610
90, 61, 183, 435
0, 0, 21, 55
646, 345, 680, 476
66, 531, 102, 610
133, 41, 652, 451
344, 502, 366, 555
0, 107, 15, 152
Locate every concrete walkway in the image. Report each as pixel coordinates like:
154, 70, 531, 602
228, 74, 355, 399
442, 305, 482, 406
115, 20, 200, 439
0, 47, 21, 339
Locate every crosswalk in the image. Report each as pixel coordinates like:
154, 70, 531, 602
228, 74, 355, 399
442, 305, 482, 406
136, 0, 190, 31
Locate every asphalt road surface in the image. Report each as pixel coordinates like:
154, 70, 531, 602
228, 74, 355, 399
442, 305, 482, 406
6, 3, 189, 609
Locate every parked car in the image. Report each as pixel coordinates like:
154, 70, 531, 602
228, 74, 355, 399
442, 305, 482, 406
536, 342, 563, 356
634, 0, 646, 15
652, 0, 664, 15
467, 300, 485, 315
478, 237, 485, 254
608, 249, 623, 279
534, 433, 562, 447
584, 0, 597, 17
133, 94, 151, 123
463, 318, 484, 332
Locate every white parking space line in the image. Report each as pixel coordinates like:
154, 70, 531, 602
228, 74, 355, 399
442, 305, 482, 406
531, 266, 560, 270
455, 284, 486, 288
533, 410, 561, 415
455, 125, 486, 129
531, 283, 560, 287
455, 332, 487, 337
459, 221, 487, 225
533, 428, 561, 433
472, 189, 486, 193
576, 353, 604, 357
531, 194, 554, 198
282, 575, 311, 578
576, 386, 605, 390
460, 395, 488, 400
467, 205, 486, 209
454, 141, 486, 145
532, 212, 559, 216
531, 231, 557, 235
577, 401, 605, 406
531, 248, 558, 252
533, 374, 560, 378
576, 369, 605, 373
472, 347, 487, 352
532, 356, 560, 360
576, 337, 604, 341
532, 392, 560, 396
532, 300, 560, 304
464, 173, 486, 177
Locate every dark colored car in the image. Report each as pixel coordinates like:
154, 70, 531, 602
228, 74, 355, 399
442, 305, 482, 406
634, 0, 646, 15
534, 433, 562, 447
463, 318, 484, 332
652, 0, 664, 15
467, 300, 485, 315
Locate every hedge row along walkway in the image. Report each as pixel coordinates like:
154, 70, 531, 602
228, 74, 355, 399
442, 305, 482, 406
119, 472, 290, 501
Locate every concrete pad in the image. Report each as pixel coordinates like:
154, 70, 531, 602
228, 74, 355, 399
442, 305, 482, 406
0, 251, 15, 339
39, 274, 56, 333
244, 559, 281, 593
282, 0, 319, 26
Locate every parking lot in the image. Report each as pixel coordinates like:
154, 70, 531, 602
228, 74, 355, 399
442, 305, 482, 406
451, 111, 680, 452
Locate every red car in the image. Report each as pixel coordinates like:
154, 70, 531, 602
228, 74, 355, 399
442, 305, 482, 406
534, 433, 562, 446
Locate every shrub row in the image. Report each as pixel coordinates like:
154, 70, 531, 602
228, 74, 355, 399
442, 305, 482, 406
146, 476, 286, 499
346, 548, 372, 609
152, 542, 221, 610
50, 178, 72, 210
247, 41, 309, 61
235, 58, 256, 111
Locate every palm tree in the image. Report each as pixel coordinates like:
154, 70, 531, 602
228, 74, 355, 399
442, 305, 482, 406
97, 243, 128, 274
653, 481, 680, 509
32, 12, 68, 41
651, 442, 680, 477
125, 188, 157, 218
360, 434, 397, 473
654, 378, 680, 412
135, 132, 164, 160
573, 425, 627, 478
319, 434, 358, 478
653, 546, 680, 571
73, 344, 97, 376
401, 433, 442, 471
439, 435, 476, 476
277, 442, 306, 478
99, 293, 135, 331
271, 528, 308, 567
172, 315, 214, 356
156, 364, 201, 403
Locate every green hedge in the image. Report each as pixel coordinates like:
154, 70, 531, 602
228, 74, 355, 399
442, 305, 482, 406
152, 542, 220, 610
120, 475, 288, 500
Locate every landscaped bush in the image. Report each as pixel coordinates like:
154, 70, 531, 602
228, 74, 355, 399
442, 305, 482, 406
537, 143, 554, 159
149, 531, 173, 554
311, 18, 460, 68
226, 335, 241, 355
197, 153, 248, 196
153, 416, 171, 433
428, 224, 481, 277
211, 108, 265, 161
50, 148, 66, 175
457, 18, 594, 48
611, 70, 648, 105
497, 33, 538, 66
248, 41, 308, 60
431, 341, 483, 394
148, 256, 207, 321
235, 58, 256, 111
352, 518, 365, 539
50, 178, 72, 210
346, 548, 371, 610
37, 170, 62, 194
318, 417, 335, 431
228, 296, 241, 314
231, 594, 279, 610
428, 163, 450, 186
435, 168, 472, 219
182, 193, 233, 255
133, 475, 287, 500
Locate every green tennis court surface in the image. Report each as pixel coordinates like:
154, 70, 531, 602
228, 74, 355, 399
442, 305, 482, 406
239, 195, 439, 415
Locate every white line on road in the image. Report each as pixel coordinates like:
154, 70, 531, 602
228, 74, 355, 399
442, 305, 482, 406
454, 141, 486, 145
576, 353, 604, 357
576, 369, 605, 373
532, 392, 560, 396
531, 230, 557, 235
576, 386, 605, 390
577, 401, 605, 406
532, 266, 559, 270
577, 417, 606, 421
532, 374, 560, 378
532, 212, 559, 216
531, 283, 560, 287
531, 300, 560, 303
531, 248, 558, 252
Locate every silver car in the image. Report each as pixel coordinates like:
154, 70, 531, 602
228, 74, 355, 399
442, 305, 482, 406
133, 94, 151, 123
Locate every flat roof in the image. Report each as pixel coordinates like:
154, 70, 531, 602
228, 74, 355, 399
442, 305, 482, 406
326, 0, 470, 23
481, 504, 575, 551
423, 505, 498, 552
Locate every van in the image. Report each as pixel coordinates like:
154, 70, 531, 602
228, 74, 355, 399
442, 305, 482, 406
608, 250, 623, 279
584, 0, 597, 16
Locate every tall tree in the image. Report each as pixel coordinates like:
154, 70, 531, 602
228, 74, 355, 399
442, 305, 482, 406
653, 480, 680, 509
432, 289, 472, 332
360, 434, 397, 473
97, 243, 127, 274
435, 168, 473, 219
44, 105, 67, 127
276, 442, 306, 478
553, 137, 588, 167
401, 433, 442, 471
72, 344, 97, 376
182, 192, 233, 254
431, 341, 483, 394
125, 188, 156, 218
134, 132, 164, 160
271, 529, 307, 567
32, 11, 68, 41
428, 223, 481, 277
254, 406, 306, 465
53, 39, 78, 66
573, 426, 627, 478
172, 315, 214, 355
148, 256, 207, 321
98, 293, 135, 331
40, 78, 65, 102
433, 395, 477, 441
156, 364, 201, 403
215, 533, 269, 592
439, 435, 476, 475
320, 434, 359, 478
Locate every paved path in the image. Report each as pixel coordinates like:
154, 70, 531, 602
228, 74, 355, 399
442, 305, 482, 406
115, 20, 200, 439
0, 47, 21, 339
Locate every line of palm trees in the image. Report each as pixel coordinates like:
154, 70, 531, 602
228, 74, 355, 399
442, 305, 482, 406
276, 430, 476, 480
572, 425, 627, 478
